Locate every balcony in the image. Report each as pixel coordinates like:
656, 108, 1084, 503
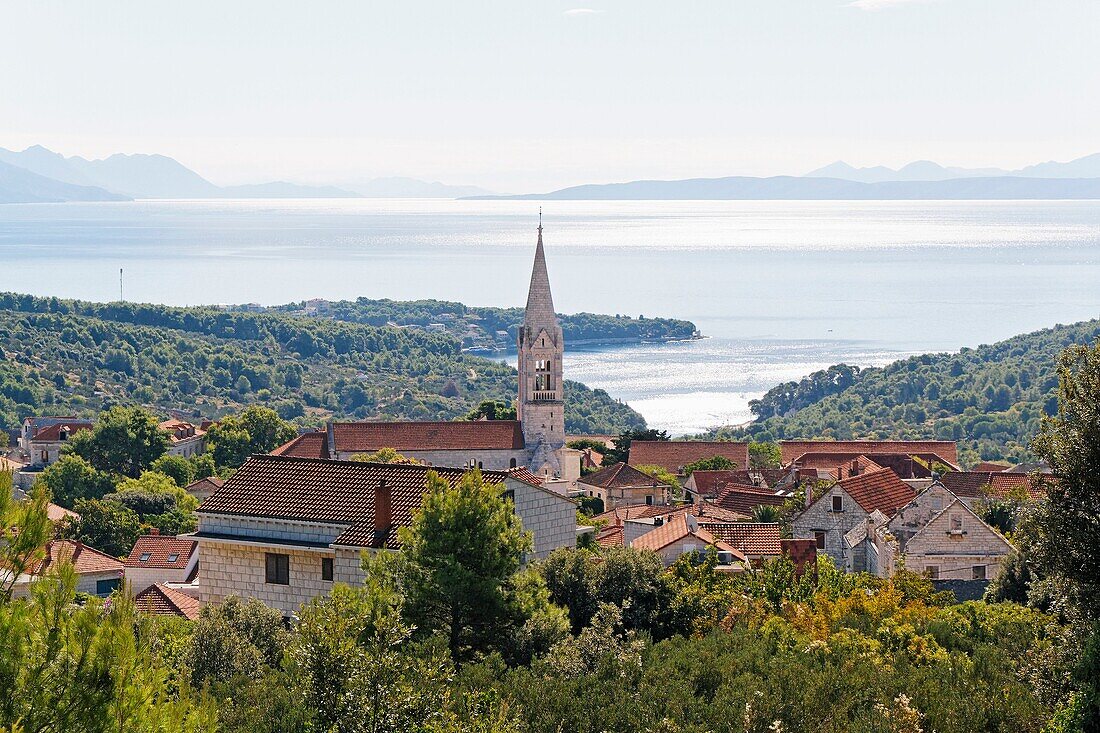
532, 390, 557, 401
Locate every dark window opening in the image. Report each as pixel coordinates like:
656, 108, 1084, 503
972, 565, 986, 580
265, 553, 290, 585
321, 557, 334, 582
831, 495, 843, 512
96, 578, 121, 596
814, 531, 827, 550
509, 458, 517, 468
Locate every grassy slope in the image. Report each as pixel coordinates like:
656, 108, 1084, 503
0, 294, 644, 434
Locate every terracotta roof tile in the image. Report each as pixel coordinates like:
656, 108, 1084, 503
197, 455, 540, 549
595, 525, 624, 548
974, 461, 1011, 473
134, 584, 202, 620
124, 535, 197, 569
31, 540, 123, 575
273, 421, 526, 458
710, 485, 790, 515
29, 422, 93, 442
940, 471, 1048, 501
46, 503, 79, 522
579, 462, 669, 490
185, 476, 224, 493
628, 441, 749, 473
593, 503, 692, 526
835, 468, 917, 516
698, 522, 782, 556
630, 514, 744, 559
780, 440, 958, 467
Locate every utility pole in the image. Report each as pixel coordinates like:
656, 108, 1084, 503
119, 268, 124, 302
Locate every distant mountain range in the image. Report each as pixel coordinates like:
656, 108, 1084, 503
0, 145, 492, 203
805, 152, 1100, 183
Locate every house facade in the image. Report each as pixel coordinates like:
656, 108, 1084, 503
192, 455, 577, 616
577, 462, 671, 508
18, 416, 93, 467
8, 540, 123, 598
123, 534, 199, 593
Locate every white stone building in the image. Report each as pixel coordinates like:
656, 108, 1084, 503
192, 455, 577, 616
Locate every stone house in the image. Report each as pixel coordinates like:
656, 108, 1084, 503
577, 462, 671, 508
192, 455, 577, 617
160, 420, 207, 458
869, 483, 1014, 581
184, 475, 224, 504
134, 583, 202, 620
792, 467, 916, 568
627, 513, 746, 570
18, 417, 94, 467
8, 540, 123, 598
123, 533, 199, 594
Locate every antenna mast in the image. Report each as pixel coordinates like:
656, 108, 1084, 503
119, 268, 124, 302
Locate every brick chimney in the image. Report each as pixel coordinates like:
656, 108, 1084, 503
373, 479, 391, 547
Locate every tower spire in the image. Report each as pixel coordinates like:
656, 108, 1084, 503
523, 211, 557, 333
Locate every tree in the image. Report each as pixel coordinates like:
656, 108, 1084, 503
400, 470, 532, 662
751, 504, 781, 523
59, 499, 142, 557
681, 455, 737, 476
1030, 342, 1100, 616
464, 400, 517, 421
290, 574, 450, 733
151, 454, 196, 487
206, 405, 297, 468
66, 406, 171, 478
35, 454, 114, 508
603, 428, 669, 465
350, 447, 424, 465
0, 567, 216, 732
748, 441, 782, 469
188, 596, 290, 688
0, 477, 51, 602
635, 464, 682, 496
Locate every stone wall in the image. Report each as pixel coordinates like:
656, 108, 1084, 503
901, 500, 1012, 581
792, 485, 867, 567
508, 477, 576, 558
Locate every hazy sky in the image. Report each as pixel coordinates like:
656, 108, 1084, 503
3, 1, 1098, 191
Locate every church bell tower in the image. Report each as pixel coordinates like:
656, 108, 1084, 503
518, 215, 565, 475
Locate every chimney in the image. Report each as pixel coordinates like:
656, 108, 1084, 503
148, 528, 159, 535
326, 421, 337, 460
837, 466, 844, 480
373, 479, 392, 547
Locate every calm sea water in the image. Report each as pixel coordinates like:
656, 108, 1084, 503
1, 199, 1098, 434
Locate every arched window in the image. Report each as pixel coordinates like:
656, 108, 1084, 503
509, 458, 517, 469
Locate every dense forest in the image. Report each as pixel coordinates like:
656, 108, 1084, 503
0, 293, 645, 434
709, 319, 1100, 466
266, 297, 698, 350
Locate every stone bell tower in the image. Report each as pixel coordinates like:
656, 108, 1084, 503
517, 215, 565, 476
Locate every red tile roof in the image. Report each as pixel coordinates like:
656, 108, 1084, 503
159, 420, 206, 443
973, 461, 1011, 473
595, 524, 624, 548
185, 476, 224, 493
698, 522, 782, 556
134, 584, 202, 620
579, 462, 669, 490
710, 485, 790, 515
46, 503, 79, 523
780, 440, 958, 467
197, 455, 548, 549
628, 441, 750, 473
630, 514, 744, 560
780, 538, 818, 576
124, 535, 197, 569
29, 422, 93, 442
593, 503, 692, 526
272, 421, 526, 458
940, 471, 1048, 501
31, 540, 123, 576
834, 468, 917, 516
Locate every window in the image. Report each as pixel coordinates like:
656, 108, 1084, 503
166, 553, 179, 564
139, 552, 152, 562
972, 565, 986, 580
321, 558, 334, 582
814, 531, 827, 550
265, 553, 290, 585
645, 495, 654, 506
926, 565, 939, 579
509, 458, 517, 469
96, 578, 120, 596
831, 495, 843, 512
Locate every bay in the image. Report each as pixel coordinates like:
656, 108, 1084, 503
1, 198, 1098, 434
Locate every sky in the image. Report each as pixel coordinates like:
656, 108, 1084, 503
2, 0, 1099, 192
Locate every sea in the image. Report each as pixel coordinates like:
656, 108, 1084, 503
1, 198, 1098, 435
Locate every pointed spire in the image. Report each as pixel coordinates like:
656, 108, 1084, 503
524, 213, 558, 334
